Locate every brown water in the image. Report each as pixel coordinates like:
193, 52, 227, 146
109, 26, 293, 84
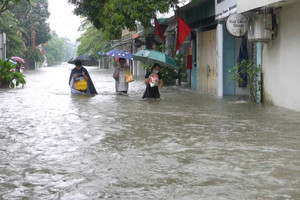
0, 66, 300, 200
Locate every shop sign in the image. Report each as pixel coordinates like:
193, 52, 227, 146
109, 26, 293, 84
215, 0, 237, 20
226, 13, 248, 37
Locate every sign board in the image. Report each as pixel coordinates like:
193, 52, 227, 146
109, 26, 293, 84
226, 14, 248, 37
215, 0, 237, 20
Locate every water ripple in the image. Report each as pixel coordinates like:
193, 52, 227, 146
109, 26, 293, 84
0, 66, 300, 199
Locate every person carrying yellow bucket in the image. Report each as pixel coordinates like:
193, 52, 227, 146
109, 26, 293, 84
69, 60, 97, 94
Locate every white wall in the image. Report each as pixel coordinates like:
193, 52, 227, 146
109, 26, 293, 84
262, 2, 300, 111
237, 0, 298, 13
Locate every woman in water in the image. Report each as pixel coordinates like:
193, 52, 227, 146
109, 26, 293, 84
142, 63, 163, 99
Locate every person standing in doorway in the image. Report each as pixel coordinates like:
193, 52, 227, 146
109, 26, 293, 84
113, 58, 130, 93
142, 63, 163, 99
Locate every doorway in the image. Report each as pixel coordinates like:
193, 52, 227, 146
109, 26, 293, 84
198, 29, 217, 94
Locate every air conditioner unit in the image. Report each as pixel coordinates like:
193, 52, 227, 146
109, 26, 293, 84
248, 14, 273, 42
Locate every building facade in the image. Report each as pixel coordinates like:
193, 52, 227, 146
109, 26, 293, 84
237, 0, 300, 111
177, 0, 237, 96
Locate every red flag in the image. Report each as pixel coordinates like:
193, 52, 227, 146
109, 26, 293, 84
155, 18, 166, 43
175, 16, 191, 52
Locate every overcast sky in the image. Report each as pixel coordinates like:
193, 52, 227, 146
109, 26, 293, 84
47, 0, 189, 43
48, 0, 84, 43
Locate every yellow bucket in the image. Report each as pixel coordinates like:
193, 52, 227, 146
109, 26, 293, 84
75, 79, 88, 90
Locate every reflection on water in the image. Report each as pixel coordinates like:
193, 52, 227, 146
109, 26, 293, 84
0, 66, 300, 199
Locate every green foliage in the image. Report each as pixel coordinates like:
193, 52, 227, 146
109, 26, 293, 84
25, 48, 44, 63
10, 0, 51, 47
68, 0, 179, 40
0, 0, 51, 66
174, 53, 186, 85
0, 11, 25, 58
152, 44, 186, 85
155, 44, 166, 52
0, 58, 26, 88
76, 23, 111, 57
44, 32, 76, 66
159, 64, 178, 85
229, 59, 261, 102
0, 0, 31, 15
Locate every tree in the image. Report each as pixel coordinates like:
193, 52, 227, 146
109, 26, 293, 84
10, 0, 51, 48
76, 22, 111, 57
0, 0, 30, 15
8, 0, 50, 66
68, 0, 180, 40
44, 32, 77, 66
0, 11, 25, 57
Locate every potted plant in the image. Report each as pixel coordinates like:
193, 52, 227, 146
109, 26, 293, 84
230, 59, 261, 102
0, 58, 26, 88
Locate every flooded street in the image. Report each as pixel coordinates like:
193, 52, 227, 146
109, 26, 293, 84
1, 66, 300, 200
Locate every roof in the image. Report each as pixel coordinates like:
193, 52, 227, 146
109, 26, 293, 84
177, 0, 209, 12
178, 0, 216, 28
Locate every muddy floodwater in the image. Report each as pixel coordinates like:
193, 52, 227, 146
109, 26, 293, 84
0, 66, 300, 200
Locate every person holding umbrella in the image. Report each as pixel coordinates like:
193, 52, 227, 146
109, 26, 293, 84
15, 63, 21, 73
113, 58, 131, 94
106, 49, 133, 94
69, 60, 97, 94
11, 56, 25, 73
142, 63, 163, 99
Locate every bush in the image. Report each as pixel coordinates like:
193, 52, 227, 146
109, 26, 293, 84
230, 59, 261, 102
0, 58, 26, 88
25, 48, 44, 63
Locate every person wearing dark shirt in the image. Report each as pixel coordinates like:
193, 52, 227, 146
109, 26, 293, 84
15, 63, 21, 73
69, 60, 97, 94
142, 63, 163, 99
